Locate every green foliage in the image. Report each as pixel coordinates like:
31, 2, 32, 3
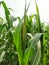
0, 0, 49, 65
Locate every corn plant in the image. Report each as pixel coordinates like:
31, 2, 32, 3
13, 0, 42, 65
0, 1, 18, 65
0, 0, 49, 65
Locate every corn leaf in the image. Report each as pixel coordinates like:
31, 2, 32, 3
23, 33, 42, 65
32, 49, 41, 65
13, 22, 23, 65
21, 0, 31, 21
0, 1, 11, 28
35, 0, 42, 33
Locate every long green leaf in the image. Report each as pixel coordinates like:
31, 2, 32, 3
35, 1, 43, 64
32, 49, 41, 65
13, 22, 23, 65
0, 1, 11, 28
23, 33, 42, 65
21, 0, 31, 21
35, 0, 42, 33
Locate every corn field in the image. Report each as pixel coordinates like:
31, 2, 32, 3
0, 0, 49, 65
